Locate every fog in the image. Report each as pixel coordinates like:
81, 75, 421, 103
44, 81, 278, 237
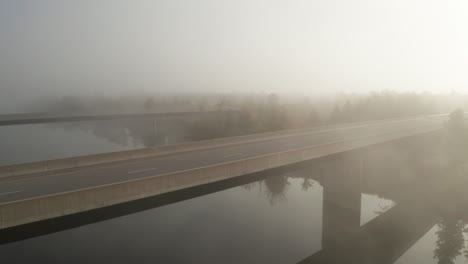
1, 1, 468, 113
3, 3, 468, 262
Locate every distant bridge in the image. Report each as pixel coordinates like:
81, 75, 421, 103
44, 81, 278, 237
0, 110, 239, 126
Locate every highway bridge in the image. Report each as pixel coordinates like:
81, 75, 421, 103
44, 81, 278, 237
0, 114, 448, 229
0, 110, 238, 126
0, 147, 441, 264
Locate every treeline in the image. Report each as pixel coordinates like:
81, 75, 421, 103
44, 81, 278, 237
26, 93, 237, 114
188, 91, 463, 141
25, 91, 468, 142
329, 92, 437, 123
189, 94, 295, 140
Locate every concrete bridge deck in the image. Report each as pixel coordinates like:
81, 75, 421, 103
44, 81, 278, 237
0, 115, 447, 229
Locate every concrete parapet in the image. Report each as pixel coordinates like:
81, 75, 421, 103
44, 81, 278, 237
75, 151, 132, 167
46, 158, 78, 171
9, 161, 47, 176
0, 167, 12, 178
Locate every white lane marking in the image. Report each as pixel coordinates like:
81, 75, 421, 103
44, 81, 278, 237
0, 190, 23, 196
128, 168, 157, 174
223, 153, 243, 158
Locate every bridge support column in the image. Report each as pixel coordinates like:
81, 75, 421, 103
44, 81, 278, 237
321, 153, 363, 263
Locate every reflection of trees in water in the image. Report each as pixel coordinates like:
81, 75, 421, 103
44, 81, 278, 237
263, 175, 290, 205
434, 218, 467, 264
49, 120, 132, 146
120, 118, 161, 147
240, 168, 321, 206
240, 174, 292, 205
432, 168, 468, 264
48, 117, 190, 148
87, 121, 131, 146
301, 178, 314, 191
425, 165, 468, 264
431, 110, 468, 264
432, 170, 468, 264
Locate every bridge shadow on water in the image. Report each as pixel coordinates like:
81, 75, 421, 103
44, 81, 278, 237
2, 129, 468, 264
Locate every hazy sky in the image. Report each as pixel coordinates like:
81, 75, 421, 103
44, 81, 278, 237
1, 0, 468, 100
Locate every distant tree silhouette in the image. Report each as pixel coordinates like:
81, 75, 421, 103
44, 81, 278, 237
306, 108, 320, 126
144, 97, 156, 111
328, 92, 436, 123
446, 109, 468, 164
59, 96, 87, 112
330, 105, 342, 122
263, 93, 288, 131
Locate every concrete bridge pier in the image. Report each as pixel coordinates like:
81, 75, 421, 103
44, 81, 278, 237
320, 153, 363, 264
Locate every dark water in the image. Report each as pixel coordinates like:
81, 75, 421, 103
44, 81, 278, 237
0, 118, 191, 165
